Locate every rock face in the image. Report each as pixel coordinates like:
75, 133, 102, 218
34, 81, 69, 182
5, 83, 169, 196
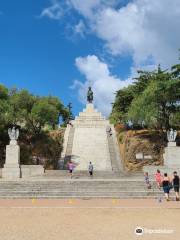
61, 104, 122, 171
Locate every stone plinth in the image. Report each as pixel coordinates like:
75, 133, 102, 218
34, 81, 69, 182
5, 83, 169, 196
21, 165, 44, 178
168, 142, 176, 147
163, 145, 180, 167
143, 144, 180, 175
2, 144, 20, 179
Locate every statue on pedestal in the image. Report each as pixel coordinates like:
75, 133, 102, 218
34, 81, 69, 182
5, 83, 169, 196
167, 128, 177, 142
2, 126, 20, 179
87, 87, 93, 103
8, 126, 19, 145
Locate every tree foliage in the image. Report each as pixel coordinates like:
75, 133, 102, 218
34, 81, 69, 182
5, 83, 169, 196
110, 57, 180, 130
0, 85, 70, 168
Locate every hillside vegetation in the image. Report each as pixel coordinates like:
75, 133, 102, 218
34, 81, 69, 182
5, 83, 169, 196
111, 53, 180, 170
0, 85, 71, 168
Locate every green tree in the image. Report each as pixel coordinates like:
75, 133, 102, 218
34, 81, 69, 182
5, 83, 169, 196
128, 66, 180, 129
111, 55, 180, 130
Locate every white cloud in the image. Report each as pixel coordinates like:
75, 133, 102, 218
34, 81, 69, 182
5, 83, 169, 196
74, 20, 86, 37
40, 0, 65, 20
73, 55, 132, 116
41, 0, 180, 115
70, 0, 180, 116
41, 0, 180, 67
68, 0, 101, 18
68, 0, 117, 18
93, 0, 180, 67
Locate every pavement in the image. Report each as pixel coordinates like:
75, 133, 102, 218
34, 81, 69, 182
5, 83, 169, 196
0, 199, 179, 240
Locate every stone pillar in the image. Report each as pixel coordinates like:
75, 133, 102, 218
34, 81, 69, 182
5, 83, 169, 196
2, 140, 20, 179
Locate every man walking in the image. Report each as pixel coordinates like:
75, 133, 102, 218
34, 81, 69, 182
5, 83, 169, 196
88, 162, 94, 178
172, 171, 179, 201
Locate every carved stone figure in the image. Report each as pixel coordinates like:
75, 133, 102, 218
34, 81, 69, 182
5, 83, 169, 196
87, 87, 93, 103
8, 126, 19, 143
167, 128, 177, 142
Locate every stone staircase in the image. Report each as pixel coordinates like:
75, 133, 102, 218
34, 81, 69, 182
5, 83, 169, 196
107, 132, 122, 172
64, 127, 75, 165
0, 174, 167, 199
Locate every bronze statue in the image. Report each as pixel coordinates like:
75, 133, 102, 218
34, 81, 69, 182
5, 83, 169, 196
87, 87, 93, 103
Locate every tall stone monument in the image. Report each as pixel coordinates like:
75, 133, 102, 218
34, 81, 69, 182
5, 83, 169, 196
2, 127, 21, 179
61, 88, 122, 171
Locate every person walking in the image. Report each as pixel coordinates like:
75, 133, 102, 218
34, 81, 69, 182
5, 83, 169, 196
162, 173, 171, 201
172, 171, 180, 201
155, 169, 162, 189
67, 161, 75, 178
88, 162, 94, 178
144, 172, 151, 189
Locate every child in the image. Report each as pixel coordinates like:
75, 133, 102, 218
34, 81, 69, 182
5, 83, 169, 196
144, 172, 151, 189
155, 169, 162, 189
67, 161, 75, 178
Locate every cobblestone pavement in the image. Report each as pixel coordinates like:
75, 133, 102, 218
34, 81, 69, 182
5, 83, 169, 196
0, 199, 179, 240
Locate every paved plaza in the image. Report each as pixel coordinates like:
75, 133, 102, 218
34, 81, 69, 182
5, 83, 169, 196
0, 199, 179, 240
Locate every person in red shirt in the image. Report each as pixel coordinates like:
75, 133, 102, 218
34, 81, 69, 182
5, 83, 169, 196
155, 169, 162, 189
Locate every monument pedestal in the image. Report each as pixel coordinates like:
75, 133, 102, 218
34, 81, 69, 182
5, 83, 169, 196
163, 144, 180, 167
2, 144, 20, 179
143, 142, 180, 175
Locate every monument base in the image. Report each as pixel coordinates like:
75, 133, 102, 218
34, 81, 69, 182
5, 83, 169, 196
163, 146, 180, 166
143, 145, 180, 176
2, 165, 20, 179
21, 165, 44, 178
168, 142, 176, 147
2, 144, 20, 179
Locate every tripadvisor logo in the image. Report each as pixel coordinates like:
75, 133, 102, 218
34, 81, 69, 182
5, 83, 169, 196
135, 227, 144, 236
135, 227, 174, 235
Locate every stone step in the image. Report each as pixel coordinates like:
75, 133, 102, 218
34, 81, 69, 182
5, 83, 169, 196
0, 177, 168, 199
0, 165, 163, 200
0, 186, 155, 190
0, 192, 168, 199
44, 170, 138, 176
0, 182, 155, 188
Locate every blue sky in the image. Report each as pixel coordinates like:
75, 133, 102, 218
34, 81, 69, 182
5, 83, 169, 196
0, 0, 180, 116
